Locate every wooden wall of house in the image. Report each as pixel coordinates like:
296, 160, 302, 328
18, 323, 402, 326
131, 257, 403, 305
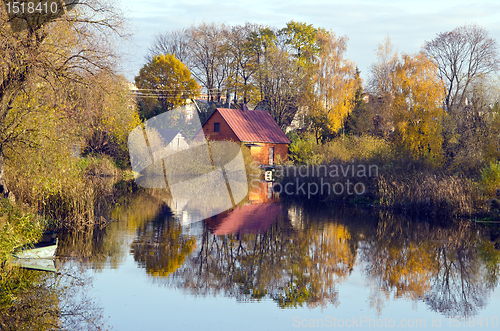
202, 111, 239, 142
250, 143, 288, 165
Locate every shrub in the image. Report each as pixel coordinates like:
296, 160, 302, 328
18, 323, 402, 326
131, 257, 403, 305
82, 155, 120, 177
6, 138, 119, 230
288, 133, 323, 165
0, 200, 44, 263
320, 135, 393, 163
481, 161, 500, 197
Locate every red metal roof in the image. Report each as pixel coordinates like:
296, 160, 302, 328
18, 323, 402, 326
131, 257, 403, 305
216, 108, 290, 144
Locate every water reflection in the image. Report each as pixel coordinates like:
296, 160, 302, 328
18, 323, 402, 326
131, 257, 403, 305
360, 212, 499, 317
0, 265, 107, 330
205, 181, 281, 236
167, 219, 353, 309
55, 181, 500, 319
130, 207, 196, 278
171, 185, 359, 309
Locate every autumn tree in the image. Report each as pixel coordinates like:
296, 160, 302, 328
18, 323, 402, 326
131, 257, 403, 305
309, 31, 359, 143
425, 25, 500, 170
344, 71, 373, 136
369, 38, 446, 161
254, 22, 324, 130
280, 20, 322, 66
390, 52, 445, 162
256, 44, 310, 130
480, 83, 500, 163
0, 0, 126, 197
451, 75, 500, 171
369, 36, 398, 95
76, 73, 141, 162
224, 23, 261, 105
147, 21, 359, 133
247, 26, 278, 99
185, 23, 230, 102
135, 54, 199, 119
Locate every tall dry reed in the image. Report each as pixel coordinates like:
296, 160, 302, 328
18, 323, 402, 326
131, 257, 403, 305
377, 172, 482, 218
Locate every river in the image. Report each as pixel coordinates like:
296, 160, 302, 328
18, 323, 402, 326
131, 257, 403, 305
56, 181, 500, 330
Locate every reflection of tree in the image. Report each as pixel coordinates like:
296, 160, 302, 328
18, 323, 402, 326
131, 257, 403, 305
170, 217, 356, 309
58, 185, 172, 270
131, 212, 196, 278
479, 240, 500, 290
426, 223, 487, 317
362, 214, 437, 314
0, 266, 107, 330
361, 212, 497, 317
58, 227, 125, 270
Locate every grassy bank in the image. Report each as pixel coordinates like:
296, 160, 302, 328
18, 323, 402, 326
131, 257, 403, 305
0, 200, 44, 264
7, 151, 127, 230
281, 134, 500, 220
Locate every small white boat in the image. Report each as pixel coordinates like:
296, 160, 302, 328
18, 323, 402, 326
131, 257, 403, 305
13, 239, 58, 259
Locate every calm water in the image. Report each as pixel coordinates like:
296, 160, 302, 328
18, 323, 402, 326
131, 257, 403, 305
57, 183, 500, 330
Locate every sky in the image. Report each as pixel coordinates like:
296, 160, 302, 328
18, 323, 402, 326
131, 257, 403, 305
117, 0, 500, 85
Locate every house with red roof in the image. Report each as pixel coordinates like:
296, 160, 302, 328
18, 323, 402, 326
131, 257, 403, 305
197, 108, 290, 165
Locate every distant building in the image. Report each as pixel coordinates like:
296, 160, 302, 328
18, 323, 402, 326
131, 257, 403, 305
151, 130, 189, 161
196, 108, 290, 166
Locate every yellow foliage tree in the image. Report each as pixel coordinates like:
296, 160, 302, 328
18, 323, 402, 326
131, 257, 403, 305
135, 54, 199, 119
310, 31, 359, 141
77, 73, 141, 159
390, 52, 445, 163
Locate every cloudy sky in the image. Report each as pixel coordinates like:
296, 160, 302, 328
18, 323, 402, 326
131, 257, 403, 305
118, 0, 500, 85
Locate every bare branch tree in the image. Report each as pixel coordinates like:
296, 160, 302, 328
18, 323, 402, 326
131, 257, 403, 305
147, 28, 190, 64
257, 45, 308, 130
368, 35, 398, 96
185, 22, 228, 102
225, 22, 262, 105
424, 24, 500, 113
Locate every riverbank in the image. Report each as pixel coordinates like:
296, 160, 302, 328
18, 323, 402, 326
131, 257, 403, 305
6, 154, 138, 231
276, 160, 499, 221
282, 133, 500, 221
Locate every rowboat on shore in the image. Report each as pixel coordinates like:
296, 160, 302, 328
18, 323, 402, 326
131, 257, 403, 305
12, 238, 58, 272
13, 239, 58, 259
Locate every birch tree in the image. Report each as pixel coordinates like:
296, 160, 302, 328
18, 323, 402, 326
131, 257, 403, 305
309, 31, 359, 142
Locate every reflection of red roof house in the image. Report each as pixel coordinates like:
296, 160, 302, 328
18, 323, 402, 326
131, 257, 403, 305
196, 108, 290, 165
204, 181, 283, 236
212, 203, 282, 236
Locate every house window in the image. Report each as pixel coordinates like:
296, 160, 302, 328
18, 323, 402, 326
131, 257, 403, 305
214, 123, 220, 132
